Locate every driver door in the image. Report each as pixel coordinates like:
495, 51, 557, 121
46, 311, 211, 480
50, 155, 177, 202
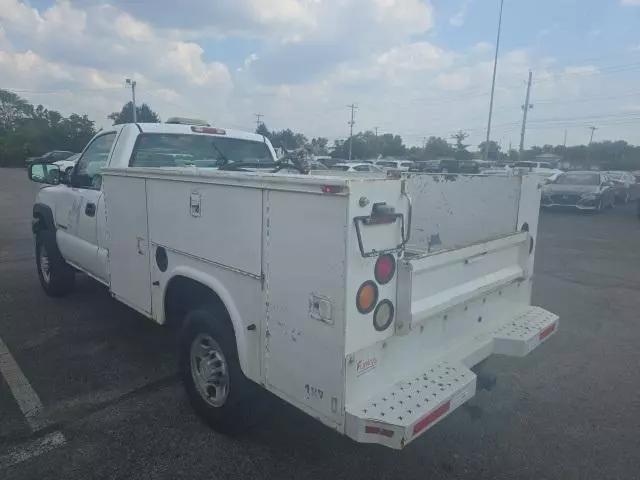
57, 132, 117, 282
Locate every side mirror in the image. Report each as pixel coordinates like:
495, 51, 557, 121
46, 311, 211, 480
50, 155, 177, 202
29, 163, 61, 185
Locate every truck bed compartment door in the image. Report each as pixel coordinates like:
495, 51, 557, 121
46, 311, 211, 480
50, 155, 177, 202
103, 175, 152, 314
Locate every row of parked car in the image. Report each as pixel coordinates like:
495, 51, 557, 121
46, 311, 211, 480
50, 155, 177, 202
325, 158, 478, 173
26, 150, 640, 215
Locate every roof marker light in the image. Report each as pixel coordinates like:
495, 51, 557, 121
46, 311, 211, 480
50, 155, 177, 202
191, 126, 226, 135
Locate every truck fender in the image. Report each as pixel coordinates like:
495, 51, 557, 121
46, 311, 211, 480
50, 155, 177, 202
32, 203, 55, 233
162, 265, 252, 377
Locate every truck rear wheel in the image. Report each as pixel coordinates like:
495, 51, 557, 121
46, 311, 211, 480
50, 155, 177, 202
35, 229, 75, 297
179, 307, 257, 434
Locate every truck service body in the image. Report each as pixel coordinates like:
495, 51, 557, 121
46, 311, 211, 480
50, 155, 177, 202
29, 122, 557, 449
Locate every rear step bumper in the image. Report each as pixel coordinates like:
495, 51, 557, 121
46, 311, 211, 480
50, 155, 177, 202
345, 306, 558, 449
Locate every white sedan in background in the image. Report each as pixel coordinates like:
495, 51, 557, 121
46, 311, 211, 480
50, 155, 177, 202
329, 162, 384, 173
53, 153, 80, 177
375, 160, 414, 171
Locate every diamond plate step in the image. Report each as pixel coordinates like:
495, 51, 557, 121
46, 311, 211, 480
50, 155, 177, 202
345, 361, 476, 449
493, 306, 559, 357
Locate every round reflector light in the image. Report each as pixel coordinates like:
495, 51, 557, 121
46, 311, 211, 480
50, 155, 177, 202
374, 254, 396, 285
373, 300, 394, 331
356, 281, 378, 314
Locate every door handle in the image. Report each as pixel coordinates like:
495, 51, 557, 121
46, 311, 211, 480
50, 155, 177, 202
85, 202, 96, 217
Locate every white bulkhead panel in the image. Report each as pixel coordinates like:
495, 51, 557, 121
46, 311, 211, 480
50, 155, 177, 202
404, 174, 521, 251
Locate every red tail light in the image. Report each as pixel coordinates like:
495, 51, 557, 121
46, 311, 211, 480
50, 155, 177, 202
375, 254, 396, 284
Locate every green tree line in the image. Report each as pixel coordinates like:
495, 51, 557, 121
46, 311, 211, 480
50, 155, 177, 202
2, 88, 640, 171
0, 89, 96, 167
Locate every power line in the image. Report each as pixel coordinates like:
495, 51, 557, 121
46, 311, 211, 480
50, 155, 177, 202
5, 86, 122, 94
534, 89, 640, 105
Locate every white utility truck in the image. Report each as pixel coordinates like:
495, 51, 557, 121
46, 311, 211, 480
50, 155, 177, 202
28, 122, 558, 449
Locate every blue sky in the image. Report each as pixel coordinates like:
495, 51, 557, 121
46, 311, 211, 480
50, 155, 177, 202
2, 0, 639, 148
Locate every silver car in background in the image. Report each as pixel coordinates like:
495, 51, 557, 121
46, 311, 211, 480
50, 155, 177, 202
541, 171, 616, 211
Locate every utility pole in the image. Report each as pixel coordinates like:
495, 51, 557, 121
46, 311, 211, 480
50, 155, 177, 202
126, 78, 137, 123
255, 113, 264, 130
563, 129, 567, 148
483, 0, 504, 161
519, 70, 533, 157
347, 104, 357, 161
586, 126, 597, 167
374, 126, 379, 137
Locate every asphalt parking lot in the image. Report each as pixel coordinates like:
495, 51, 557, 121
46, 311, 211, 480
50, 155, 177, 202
1, 167, 639, 479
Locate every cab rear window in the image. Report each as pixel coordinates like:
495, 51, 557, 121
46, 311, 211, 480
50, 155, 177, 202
129, 133, 273, 168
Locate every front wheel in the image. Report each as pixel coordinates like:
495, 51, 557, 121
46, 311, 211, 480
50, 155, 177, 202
35, 230, 75, 296
180, 308, 258, 434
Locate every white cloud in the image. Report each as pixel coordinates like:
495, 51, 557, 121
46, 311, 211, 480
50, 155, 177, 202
450, 0, 472, 27
377, 42, 454, 72
0, 0, 638, 148
563, 65, 599, 75
620, 0, 640, 5
114, 13, 154, 42
471, 41, 493, 54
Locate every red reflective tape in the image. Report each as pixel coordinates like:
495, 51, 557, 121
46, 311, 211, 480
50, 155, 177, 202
539, 323, 556, 340
412, 400, 450, 436
321, 185, 344, 194
365, 425, 394, 438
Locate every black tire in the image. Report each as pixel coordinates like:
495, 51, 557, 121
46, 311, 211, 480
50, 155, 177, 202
595, 199, 603, 213
179, 307, 258, 434
607, 196, 615, 209
35, 229, 75, 296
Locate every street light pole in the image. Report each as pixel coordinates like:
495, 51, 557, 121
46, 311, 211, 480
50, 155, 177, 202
483, 0, 504, 161
126, 78, 137, 123
519, 70, 533, 157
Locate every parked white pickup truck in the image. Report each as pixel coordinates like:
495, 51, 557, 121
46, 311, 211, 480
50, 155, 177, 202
28, 122, 558, 449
